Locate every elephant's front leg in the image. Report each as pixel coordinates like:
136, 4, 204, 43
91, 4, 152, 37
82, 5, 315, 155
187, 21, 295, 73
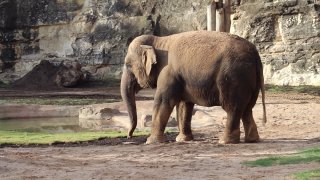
146, 97, 176, 144
176, 101, 194, 142
146, 67, 179, 144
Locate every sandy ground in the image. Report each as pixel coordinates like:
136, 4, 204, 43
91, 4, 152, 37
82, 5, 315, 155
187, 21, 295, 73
0, 92, 320, 180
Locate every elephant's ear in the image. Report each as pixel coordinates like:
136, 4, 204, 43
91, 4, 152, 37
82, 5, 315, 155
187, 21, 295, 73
140, 45, 157, 76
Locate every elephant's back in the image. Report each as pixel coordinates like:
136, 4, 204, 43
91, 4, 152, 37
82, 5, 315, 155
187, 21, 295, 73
167, 31, 261, 106
169, 31, 260, 68
168, 31, 258, 76
169, 30, 249, 47
169, 31, 256, 57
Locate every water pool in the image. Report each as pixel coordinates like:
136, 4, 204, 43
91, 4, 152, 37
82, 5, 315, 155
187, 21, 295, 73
0, 117, 86, 133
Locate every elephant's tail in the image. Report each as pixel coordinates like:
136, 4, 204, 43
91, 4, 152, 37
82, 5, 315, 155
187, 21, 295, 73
260, 70, 267, 125
258, 58, 267, 125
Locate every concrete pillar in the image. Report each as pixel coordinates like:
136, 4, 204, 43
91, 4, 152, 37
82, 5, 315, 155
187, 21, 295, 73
224, 0, 231, 32
216, 0, 225, 32
207, 1, 216, 31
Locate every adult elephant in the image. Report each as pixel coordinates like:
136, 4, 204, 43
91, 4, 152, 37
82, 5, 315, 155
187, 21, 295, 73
120, 30, 266, 144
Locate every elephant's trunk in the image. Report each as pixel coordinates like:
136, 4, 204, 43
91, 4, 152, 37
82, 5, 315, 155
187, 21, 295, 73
120, 65, 138, 138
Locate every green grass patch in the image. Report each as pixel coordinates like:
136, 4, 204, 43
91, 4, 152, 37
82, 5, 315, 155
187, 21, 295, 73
294, 169, 320, 180
0, 130, 149, 145
243, 147, 320, 167
265, 85, 320, 96
0, 98, 119, 106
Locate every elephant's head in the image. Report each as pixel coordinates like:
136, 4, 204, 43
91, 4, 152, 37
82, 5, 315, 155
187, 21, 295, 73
120, 35, 158, 138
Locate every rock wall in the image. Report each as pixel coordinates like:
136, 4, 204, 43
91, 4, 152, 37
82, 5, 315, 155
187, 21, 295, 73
0, 0, 208, 83
0, 0, 319, 86
231, 0, 320, 86
0, 0, 86, 82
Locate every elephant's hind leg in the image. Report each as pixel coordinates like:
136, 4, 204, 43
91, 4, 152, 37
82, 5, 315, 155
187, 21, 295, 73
176, 101, 194, 142
242, 109, 260, 143
219, 107, 242, 144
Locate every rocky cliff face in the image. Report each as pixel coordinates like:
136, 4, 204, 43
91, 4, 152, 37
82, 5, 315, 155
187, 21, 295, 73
0, 0, 86, 82
232, 0, 320, 85
0, 0, 207, 84
0, 0, 319, 86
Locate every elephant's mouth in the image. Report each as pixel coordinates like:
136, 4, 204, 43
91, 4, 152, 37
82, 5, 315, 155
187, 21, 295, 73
147, 81, 156, 89
141, 80, 156, 89
140, 84, 149, 88
137, 71, 152, 89
138, 82, 152, 89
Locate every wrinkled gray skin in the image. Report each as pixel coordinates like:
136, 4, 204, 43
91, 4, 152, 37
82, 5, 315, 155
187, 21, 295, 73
121, 31, 266, 144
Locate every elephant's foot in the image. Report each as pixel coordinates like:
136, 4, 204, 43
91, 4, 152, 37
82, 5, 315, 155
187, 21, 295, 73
244, 131, 260, 143
219, 129, 240, 144
146, 135, 166, 144
176, 133, 194, 142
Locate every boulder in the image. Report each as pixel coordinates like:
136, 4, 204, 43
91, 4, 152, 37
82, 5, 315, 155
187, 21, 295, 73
79, 106, 124, 130
13, 60, 86, 89
12, 60, 59, 89
140, 114, 177, 128
55, 61, 86, 87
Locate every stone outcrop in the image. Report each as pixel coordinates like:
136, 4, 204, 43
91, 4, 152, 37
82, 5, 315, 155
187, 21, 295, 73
0, 0, 319, 86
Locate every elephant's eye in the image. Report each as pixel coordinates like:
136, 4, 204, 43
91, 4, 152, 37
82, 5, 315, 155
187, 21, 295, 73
125, 63, 132, 69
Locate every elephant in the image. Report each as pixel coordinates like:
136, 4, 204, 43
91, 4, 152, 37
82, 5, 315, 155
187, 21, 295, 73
120, 30, 266, 144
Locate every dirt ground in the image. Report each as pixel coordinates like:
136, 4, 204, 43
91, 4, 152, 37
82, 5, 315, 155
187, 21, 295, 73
0, 90, 320, 180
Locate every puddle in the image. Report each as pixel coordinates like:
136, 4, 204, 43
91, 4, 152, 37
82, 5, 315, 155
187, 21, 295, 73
0, 117, 88, 133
